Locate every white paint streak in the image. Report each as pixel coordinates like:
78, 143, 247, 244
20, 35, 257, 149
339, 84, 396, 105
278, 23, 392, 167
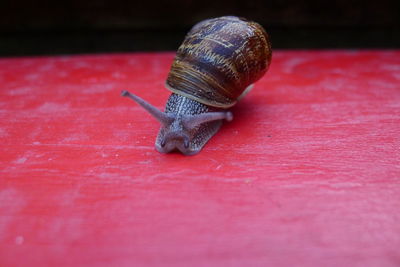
73, 61, 90, 68
14, 157, 27, 164
128, 59, 139, 66
57, 71, 68, 78
111, 72, 126, 79
62, 133, 90, 143
15, 236, 24, 245
380, 64, 400, 72
81, 83, 115, 94
0, 127, 8, 138
38, 63, 55, 72
7, 87, 33, 96
24, 74, 40, 81
392, 73, 400, 80
37, 102, 70, 113
0, 189, 26, 239
282, 57, 309, 73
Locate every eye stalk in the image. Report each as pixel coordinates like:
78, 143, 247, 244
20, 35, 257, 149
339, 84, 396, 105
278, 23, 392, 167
121, 90, 174, 126
182, 112, 232, 130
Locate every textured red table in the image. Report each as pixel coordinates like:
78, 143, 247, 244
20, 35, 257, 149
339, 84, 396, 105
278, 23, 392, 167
1, 51, 400, 267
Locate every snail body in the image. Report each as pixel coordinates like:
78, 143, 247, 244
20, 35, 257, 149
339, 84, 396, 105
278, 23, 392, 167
122, 16, 272, 155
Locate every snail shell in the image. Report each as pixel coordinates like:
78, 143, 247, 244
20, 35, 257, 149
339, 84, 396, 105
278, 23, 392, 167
166, 16, 272, 108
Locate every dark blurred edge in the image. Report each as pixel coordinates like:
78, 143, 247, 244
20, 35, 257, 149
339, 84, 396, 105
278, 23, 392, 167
1, 0, 399, 57
1, 26, 399, 57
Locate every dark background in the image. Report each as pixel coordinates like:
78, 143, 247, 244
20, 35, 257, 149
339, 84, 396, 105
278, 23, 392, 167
1, 0, 399, 56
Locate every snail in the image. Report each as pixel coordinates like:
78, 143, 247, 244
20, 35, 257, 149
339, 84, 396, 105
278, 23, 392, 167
122, 16, 272, 155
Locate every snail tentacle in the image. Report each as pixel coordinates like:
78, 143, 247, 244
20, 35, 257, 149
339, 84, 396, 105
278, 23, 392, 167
121, 90, 174, 126
182, 112, 233, 130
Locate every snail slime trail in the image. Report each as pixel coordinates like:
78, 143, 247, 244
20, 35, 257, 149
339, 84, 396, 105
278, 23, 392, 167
122, 16, 272, 155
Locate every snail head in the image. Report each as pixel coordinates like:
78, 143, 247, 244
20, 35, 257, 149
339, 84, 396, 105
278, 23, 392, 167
121, 90, 232, 155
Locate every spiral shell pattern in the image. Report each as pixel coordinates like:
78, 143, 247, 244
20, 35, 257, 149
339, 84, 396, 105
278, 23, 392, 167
165, 16, 272, 108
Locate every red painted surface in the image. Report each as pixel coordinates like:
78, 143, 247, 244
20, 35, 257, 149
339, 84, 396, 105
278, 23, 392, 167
0, 51, 400, 267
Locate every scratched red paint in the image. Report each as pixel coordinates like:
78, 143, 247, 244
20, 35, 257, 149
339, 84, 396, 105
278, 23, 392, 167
0, 51, 400, 267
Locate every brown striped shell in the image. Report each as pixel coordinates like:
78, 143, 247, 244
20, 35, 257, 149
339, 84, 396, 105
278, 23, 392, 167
165, 16, 272, 108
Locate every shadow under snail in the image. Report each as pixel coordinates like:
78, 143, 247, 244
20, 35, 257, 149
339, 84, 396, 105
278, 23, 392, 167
122, 16, 272, 155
